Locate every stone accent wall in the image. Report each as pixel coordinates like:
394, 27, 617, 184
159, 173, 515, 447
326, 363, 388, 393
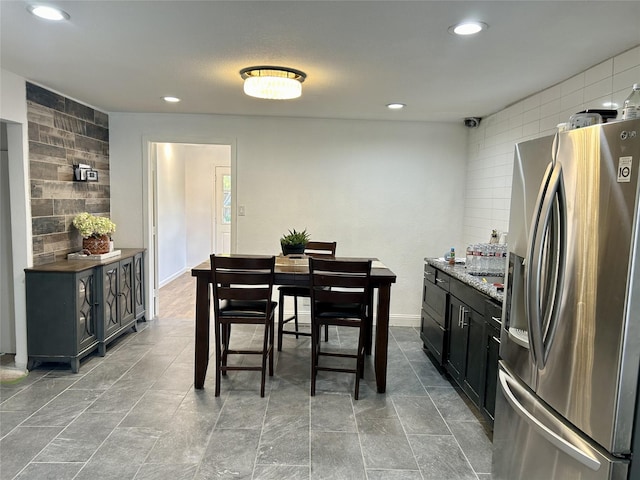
27, 83, 110, 265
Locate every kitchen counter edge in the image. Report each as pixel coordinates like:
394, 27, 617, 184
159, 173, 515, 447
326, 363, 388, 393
424, 258, 504, 303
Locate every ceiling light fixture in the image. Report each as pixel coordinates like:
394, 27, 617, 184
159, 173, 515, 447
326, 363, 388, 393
387, 103, 405, 110
603, 101, 619, 109
240, 66, 306, 100
27, 4, 70, 21
449, 21, 487, 36
163, 96, 181, 103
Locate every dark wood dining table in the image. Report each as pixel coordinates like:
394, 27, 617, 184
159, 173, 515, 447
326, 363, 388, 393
191, 255, 397, 393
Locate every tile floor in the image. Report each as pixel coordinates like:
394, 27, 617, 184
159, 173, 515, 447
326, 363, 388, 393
0, 277, 493, 480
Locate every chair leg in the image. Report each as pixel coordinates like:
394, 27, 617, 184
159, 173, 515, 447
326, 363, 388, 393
311, 320, 319, 396
278, 290, 285, 351
354, 323, 366, 400
324, 324, 328, 342
268, 316, 274, 377
260, 320, 269, 397
214, 318, 222, 397
221, 323, 230, 375
293, 296, 299, 339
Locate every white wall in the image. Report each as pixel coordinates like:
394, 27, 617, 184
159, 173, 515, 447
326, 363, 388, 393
463, 45, 640, 245
156, 143, 187, 285
1, 138, 15, 353
109, 115, 468, 323
0, 69, 32, 368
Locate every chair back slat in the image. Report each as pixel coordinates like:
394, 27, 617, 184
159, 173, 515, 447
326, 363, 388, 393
210, 255, 275, 305
309, 258, 371, 312
304, 241, 337, 258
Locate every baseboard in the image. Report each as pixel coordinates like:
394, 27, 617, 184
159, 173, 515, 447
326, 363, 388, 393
159, 268, 189, 288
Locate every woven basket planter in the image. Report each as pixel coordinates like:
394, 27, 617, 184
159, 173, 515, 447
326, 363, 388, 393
82, 235, 110, 255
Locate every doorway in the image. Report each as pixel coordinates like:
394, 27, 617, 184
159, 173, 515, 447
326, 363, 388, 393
0, 122, 16, 355
153, 142, 231, 316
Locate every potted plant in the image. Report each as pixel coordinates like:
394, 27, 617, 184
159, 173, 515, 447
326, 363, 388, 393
72, 212, 116, 254
280, 228, 310, 255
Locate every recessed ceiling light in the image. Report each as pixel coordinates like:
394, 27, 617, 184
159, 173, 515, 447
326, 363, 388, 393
163, 96, 181, 103
27, 4, 70, 21
387, 103, 405, 110
449, 21, 487, 36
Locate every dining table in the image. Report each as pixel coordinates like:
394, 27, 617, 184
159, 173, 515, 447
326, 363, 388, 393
190, 255, 397, 393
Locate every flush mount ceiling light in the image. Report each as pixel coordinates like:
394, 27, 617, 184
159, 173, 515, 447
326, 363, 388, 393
387, 103, 406, 110
27, 4, 70, 21
240, 66, 306, 100
163, 96, 181, 103
449, 21, 488, 36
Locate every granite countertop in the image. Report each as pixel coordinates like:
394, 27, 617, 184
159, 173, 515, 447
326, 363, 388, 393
425, 258, 504, 303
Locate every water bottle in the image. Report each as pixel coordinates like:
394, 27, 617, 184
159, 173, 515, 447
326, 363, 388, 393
621, 83, 640, 120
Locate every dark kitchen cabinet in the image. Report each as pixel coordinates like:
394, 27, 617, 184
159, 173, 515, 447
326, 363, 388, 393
447, 290, 485, 407
420, 265, 450, 367
25, 248, 145, 372
482, 301, 502, 421
421, 260, 504, 426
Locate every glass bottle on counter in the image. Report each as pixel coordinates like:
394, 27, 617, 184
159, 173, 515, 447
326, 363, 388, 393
449, 247, 455, 266
622, 83, 640, 120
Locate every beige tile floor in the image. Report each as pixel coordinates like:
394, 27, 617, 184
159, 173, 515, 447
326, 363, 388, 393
0, 272, 493, 479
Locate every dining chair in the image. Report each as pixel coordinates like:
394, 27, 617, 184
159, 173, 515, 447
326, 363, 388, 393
309, 257, 372, 400
210, 254, 276, 397
277, 241, 337, 351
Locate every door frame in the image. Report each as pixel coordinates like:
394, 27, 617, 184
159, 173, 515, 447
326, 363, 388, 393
143, 135, 236, 319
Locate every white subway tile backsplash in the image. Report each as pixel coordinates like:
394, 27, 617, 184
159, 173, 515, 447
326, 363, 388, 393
463, 44, 640, 246
583, 78, 613, 104
613, 46, 640, 74
585, 60, 613, 85
613, 65, 640, 93
561, 73, 585, 96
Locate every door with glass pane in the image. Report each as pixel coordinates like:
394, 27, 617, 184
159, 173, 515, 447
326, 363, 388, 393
215, 166, 231, 254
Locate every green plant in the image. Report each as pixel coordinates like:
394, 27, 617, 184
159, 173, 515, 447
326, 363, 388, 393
72, 212, 116, 238
280, 228, 310, 247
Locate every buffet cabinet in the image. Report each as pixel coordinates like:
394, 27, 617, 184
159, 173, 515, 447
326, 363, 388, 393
420, 261, 503, 423
26, 248, 145, 372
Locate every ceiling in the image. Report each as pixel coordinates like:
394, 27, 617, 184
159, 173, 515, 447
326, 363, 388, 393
1, 1, 639, 123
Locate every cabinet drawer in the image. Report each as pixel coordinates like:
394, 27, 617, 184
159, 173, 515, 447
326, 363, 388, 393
485, 300, 503, 330
422, 309, 446, 365
424, 264, 437, 283
423, 279, 448, 320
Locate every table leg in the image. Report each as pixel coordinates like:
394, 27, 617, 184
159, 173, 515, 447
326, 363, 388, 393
194, 276, 211, 389
374, 283, 391, 393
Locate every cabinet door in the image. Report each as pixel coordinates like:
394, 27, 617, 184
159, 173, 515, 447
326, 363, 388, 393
483, 324, 500, 420
76, 270, 97, 352
463, 308, 485, 406
447, 296, 466, 381
103, 262, 121, 338
133, 252, 145, 319
421, 309, 446, 365
119, 257, 135, 325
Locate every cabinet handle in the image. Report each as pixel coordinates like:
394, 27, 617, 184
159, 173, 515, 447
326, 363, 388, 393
461, 307, 468, 328
491, 315, 502, 323
436, 278, 445, 284
425, 271, 433, 276
492, 336, 501, 344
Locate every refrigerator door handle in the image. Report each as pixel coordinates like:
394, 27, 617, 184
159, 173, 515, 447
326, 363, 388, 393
525, 161, 554, 366
499, 369, 601, 471
526, 161, 565, 369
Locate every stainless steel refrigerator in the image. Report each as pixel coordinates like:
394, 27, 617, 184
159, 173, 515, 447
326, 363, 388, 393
492, 118, 640, 480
